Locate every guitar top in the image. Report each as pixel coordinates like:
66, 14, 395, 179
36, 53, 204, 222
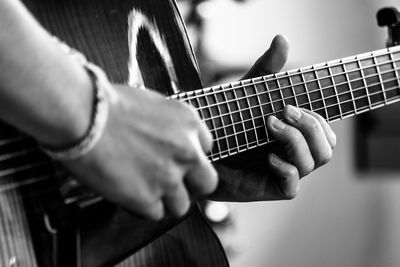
1, 0, 229, 266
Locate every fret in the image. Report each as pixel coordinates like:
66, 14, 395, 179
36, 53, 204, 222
231, 84, 249, 151
276, 75, 286, 109
354, 57, 373, 111
300, 70, 313, 111
317, 65, 340, 120
313, 65, 329, 119
360, 55, 385, 108
221, 84, 240, 155
242, 79, 261, 146
262, 76, 276, 116
341, 60, 358, 115
326, 64, 344, 120
238, 81, 258, 148
213, 88, 230, 157
376, 52, 400, 102
287, 73, 299, 108
277, 73, 297, 107
330, 60, 353, 116
372, 54, 388, 105
266, 76, 284, 119
196, 89, 222, 160
290, 71, 311, 110
389, 50, 400, 97
303, 67, 325, 117
252, 77, 270, 143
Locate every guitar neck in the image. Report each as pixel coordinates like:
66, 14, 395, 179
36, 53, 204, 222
170, 45, 400, 162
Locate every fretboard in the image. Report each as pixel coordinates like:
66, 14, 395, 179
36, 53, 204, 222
170, 45, 400, 162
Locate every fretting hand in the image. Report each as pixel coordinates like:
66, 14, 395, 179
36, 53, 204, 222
212, 35, 336, 201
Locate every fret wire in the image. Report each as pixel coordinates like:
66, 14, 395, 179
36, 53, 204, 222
288, 73, 299, 107
253, 78, 270, 142
214, 86, 230, 157
175, 47, 400, 105
327, 63, 343, 119
207, 81, 400, 136
263, 76, 277, 116
357, 56, 372, 110
245, 79, 260, 146
201, 89, 223, 159
314, 65, 329, 119
373, 54, 388, 105
190, 65, 400, 125
232, 83, 250, 150
389, 51, 400, 95
300, 70, 313, 111
340, 60, 358, 114
223, 84, 240, 154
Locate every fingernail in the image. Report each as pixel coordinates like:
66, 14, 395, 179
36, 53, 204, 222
270, 116, 285, 130
287, 105, 302, 122
270, 153, 282, 166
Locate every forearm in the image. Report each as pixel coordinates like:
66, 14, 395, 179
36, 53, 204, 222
0, 0, 92, 147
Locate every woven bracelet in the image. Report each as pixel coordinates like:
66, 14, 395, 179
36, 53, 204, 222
41, 39, 118, 161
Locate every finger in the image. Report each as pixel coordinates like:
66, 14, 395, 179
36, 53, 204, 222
185, 152, 218, 196
198, 120, 213, 153
242, 34, 290, 79
301, 108, 337, 149
267, 153, 299, 199
134, 199, 165, 221
267, 115, 314, 177
283, 105, 333, 168
163, 182, 191, 218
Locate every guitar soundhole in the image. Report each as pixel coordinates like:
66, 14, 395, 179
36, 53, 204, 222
136, 28, 174, 95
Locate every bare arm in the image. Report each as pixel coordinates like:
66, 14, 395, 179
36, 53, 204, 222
0, 0, 218, 220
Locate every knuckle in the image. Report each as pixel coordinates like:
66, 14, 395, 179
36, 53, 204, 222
308, 117, 321, 132
282, 188, 298, 200
162, 174, 182, 192
318, 149, 333, 166
286, 167, 299, 180
300, 161, 315, 177
204, 167, 219, 193
147, 206, 165, 221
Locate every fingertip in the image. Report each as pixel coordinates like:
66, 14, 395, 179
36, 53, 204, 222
271, 34, 290, 52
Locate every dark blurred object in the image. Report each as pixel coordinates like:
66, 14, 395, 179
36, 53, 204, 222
377, 7, 400, 46
356, 7, 400, 171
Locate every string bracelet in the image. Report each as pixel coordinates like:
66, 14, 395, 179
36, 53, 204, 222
41, 38, 119, 161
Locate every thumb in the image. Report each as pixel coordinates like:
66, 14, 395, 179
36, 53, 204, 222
242, 34, 290, 79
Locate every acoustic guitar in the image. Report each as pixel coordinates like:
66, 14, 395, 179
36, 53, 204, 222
1, 0, 400, 266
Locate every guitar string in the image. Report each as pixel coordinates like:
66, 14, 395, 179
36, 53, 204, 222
0, 81, 398, 173
194, 70, 399, 124
172, 46, 400, 103
198, 75, 400, 136
209, 84, 400, 147
0, 51, 397, 150
0, 49, 400, 189
176, 58, 400, 115
207, 84, 400, 159
0, 71, 399, 172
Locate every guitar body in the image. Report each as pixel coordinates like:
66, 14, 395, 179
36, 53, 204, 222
1, 0, 228, 266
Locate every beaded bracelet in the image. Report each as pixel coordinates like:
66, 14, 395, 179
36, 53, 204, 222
41, 38, 119, 161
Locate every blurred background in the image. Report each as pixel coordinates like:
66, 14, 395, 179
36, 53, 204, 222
177, 0, 400, 267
